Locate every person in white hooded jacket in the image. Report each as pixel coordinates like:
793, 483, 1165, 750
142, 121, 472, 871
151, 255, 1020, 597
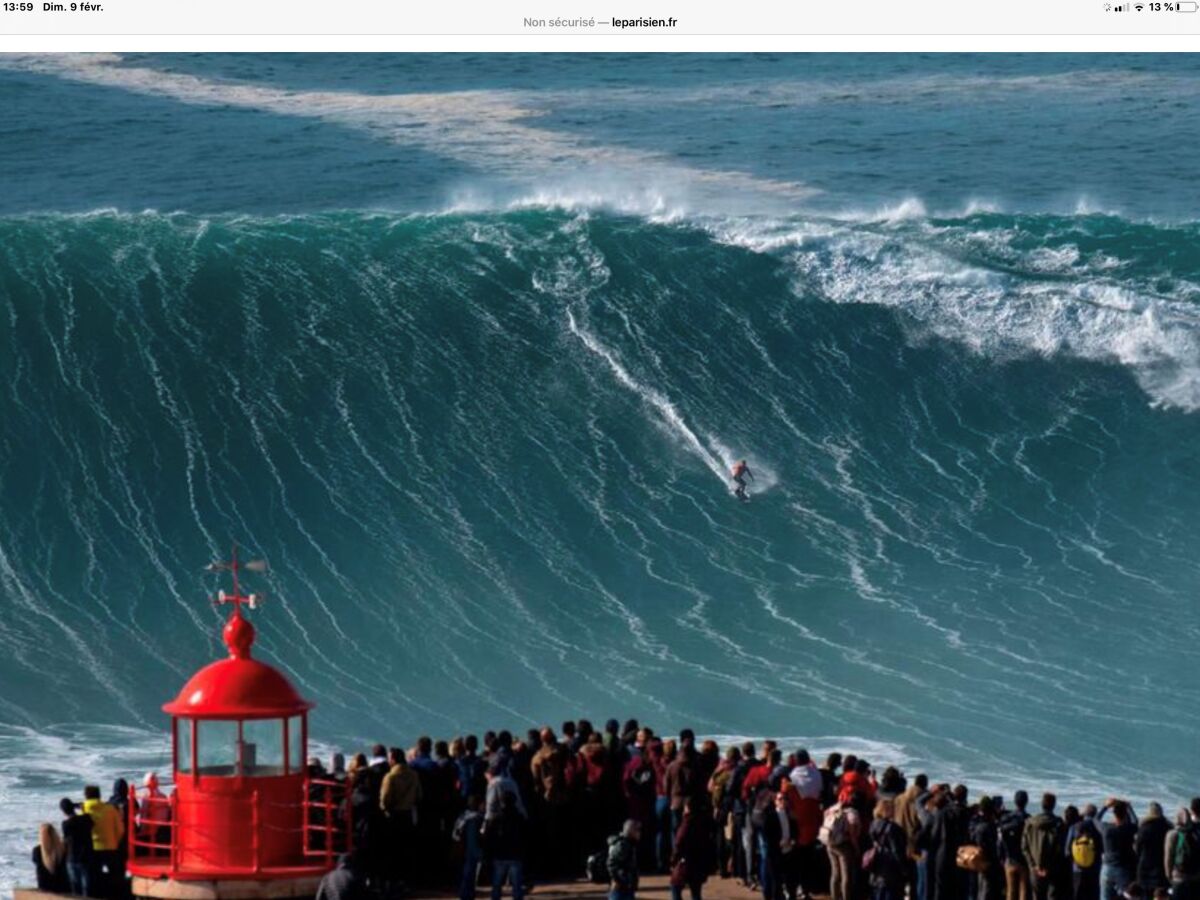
789, 750, 822, 802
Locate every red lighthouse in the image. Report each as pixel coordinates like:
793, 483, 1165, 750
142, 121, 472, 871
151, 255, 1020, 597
128, 549, 347, 899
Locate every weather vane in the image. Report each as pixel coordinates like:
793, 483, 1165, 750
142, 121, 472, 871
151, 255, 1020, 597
205, 543, 268, 614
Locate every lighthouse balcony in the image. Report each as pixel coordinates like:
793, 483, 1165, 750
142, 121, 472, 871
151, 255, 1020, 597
127, 776, 351, 882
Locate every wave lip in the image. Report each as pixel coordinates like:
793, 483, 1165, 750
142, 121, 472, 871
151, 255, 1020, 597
704, 210, 1200, 411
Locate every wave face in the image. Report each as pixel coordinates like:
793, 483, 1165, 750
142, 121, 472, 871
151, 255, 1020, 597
2, 206, 1200, 821
7, 51, 1200, 895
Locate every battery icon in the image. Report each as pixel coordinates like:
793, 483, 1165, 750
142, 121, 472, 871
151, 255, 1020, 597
1180, 1, 1198, 10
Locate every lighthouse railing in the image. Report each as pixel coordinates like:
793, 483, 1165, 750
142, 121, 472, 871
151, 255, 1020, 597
251, 789, 261, 874
127, 776, 348, 875
127, 782, 179, 874
301, 776, 351, 866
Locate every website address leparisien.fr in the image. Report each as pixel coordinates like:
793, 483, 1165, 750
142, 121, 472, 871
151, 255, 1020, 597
521, 16, 679, 28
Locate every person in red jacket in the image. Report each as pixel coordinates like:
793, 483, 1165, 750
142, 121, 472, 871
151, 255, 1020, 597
780, 775, 823, 900
623, 744, 658, 872
742, 742, 778, 804
839, 759, 878, 812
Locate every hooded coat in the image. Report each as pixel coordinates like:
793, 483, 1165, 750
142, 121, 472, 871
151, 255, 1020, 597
919, 803, 965, 900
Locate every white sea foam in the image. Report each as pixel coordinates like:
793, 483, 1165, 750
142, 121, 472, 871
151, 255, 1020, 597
853, 196, 929, 224
708, 216, 1200, 411
565, 309, 733, 488
565, 309, 783, 498
0, 724, 169, 896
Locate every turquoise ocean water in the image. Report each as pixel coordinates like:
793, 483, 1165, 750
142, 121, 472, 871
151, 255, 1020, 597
1, 52, 1200, 889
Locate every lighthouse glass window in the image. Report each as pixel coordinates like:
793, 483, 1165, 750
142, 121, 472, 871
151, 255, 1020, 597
195, 720, 239, 776
241, 718, 285, 776
287, 715, 303, 773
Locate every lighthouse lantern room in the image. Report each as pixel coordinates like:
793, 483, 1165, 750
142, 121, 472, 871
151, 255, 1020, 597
127, 549, 347, 896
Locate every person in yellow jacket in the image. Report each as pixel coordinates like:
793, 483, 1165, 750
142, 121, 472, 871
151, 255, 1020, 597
82, 785, 124, 852
82, 785, 125, 898
379, 748, 421, 887
381, 748, 422, 817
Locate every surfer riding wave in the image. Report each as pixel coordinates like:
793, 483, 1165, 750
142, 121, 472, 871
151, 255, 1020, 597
731, 459, 754, 501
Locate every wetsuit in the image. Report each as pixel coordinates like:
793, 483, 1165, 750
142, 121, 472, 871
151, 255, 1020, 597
732, 463, 753, 500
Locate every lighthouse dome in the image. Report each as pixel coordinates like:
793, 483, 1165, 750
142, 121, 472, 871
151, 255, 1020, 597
163, 609, 312, 719
163, 655, 313, 719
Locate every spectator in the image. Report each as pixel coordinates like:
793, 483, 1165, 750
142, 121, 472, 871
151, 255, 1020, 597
1024, 794, 1065, 900
487, 792, 528, 900
920, 789, 965, 900
730, 742, 759, 886
82, 784, 124, 900
970, 796, 1004, 900
624, 737, 659, 872
671, 798, 714, 900
1066, 804, 1102, 900
868, 798, 908, 900
1165, 806, 1200, 900
453, 794, 485, 900
456, 736, 487, 804
898, 774, 931, 900
33, 823, 69, 893
1003, 792, 1033, 900
1135, 803, 1170, 893
381, 746, 421, 887
1097, 799, 1138, 900
761, 788, 797, 900
59, 798, 93, 897
709, 746, 742, 879
820, 754, 844, 810
485, 755, 527, 822
136, 773, 171, 858
822, 790, 864, 900
315, 852, 368, 900
607, 819, 642, 900
789, 751, 822, 802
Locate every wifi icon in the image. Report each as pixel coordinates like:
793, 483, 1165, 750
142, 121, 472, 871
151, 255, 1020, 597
1134, 3, 1144, 8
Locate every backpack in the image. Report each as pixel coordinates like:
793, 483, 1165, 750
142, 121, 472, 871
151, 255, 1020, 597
1175, 824, 1200, 877
999, 812, 1025, 862
821, 805, 852, 848
1071, 824, 1098, 869
751, 789, 775, 831
730, 761, 754, 815
586, 851, 608, 884
865, 822, 902, 878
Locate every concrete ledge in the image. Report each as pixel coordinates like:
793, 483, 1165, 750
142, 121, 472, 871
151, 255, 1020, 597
17, 873, 805, 900
130, 876, 325, 900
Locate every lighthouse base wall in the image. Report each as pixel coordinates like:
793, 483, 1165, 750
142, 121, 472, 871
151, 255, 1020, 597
130, 875, 324, 900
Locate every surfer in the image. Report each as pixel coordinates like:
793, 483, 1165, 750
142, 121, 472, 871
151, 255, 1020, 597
731, 459, 754, 501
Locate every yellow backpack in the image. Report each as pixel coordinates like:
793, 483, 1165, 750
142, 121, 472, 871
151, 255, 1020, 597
1071, 827, 1097, 869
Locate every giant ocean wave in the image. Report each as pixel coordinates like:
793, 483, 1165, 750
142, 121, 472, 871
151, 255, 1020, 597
2, 205, 1200, 885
